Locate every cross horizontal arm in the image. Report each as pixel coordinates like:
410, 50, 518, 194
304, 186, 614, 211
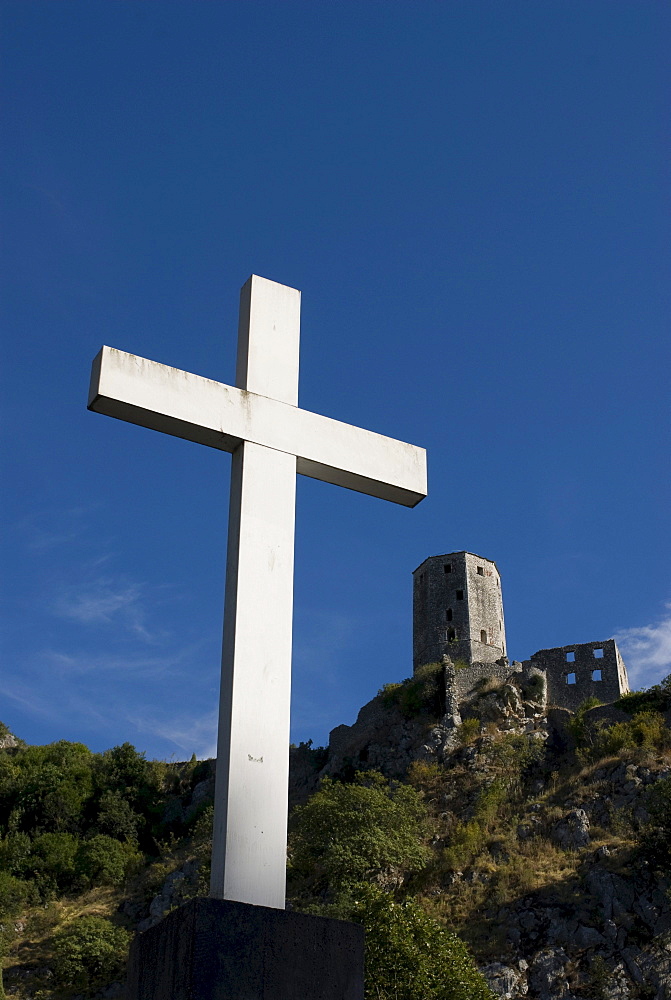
89, 346, 427, 507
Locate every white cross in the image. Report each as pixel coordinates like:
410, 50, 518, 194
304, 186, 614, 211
88, 275, 427, 909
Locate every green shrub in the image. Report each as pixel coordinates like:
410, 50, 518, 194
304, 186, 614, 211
472, 676, 502, 696
616, 674, 671, 715
77, 834, 141, 887
289, 772, 430, 898
351, 885, 494, 1000
579, 710, 670, 763
94, 790, 141, 841
400, 663, 445, 718
30, 832, 81, 897
379, 682, 403, 708
522, 673, 546, 702
1, 741, 94, 836
597, 712, 668, 757
53, 916, 129, 990
567, 697, 603, 748
457, 719, 481, 745
0, 832, 31, 877
479, 733, 545, 793
0, 870, 31, 918
379, 663, 445, 718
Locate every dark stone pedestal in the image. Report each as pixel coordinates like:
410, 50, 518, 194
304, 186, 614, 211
126, 898, 364, 1000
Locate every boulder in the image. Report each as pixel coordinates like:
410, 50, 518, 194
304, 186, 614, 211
552, 808, 590, 849
481, 961, 528, 998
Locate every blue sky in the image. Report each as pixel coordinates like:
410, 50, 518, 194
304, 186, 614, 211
1, 1, 669, 760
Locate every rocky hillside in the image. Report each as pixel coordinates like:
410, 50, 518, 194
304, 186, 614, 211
1, 666, 670, 999
291, 663, 671, 999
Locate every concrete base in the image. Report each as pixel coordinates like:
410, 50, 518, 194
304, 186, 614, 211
126, 898, 364, 1000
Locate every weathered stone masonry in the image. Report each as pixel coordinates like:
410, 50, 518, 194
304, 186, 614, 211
523, 640, 629, 711
413, 551, 506, 671
413, 551, 629, 713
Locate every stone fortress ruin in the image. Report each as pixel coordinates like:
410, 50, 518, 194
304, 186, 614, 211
322, 549, 631, 795
413, 551, 630, 712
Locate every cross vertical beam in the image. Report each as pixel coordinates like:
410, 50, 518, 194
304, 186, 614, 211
210, 278, 300, 906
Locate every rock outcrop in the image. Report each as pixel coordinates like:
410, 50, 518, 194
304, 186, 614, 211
300, 666, 671, 1000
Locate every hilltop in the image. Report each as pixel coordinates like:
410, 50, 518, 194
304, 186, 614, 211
1, 666, 671, 999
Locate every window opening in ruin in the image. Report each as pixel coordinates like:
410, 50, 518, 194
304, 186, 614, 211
566, 673, 576, 685
566, 651, 575, 662
447, 628, 456, 641
444, 564, 452, 573
480, 630, 487, 643
456, 590, 464, 600
592, 669, 602, 682
477, 566, 484, 576
594, 648, 604, 658
446, 609, 452, 622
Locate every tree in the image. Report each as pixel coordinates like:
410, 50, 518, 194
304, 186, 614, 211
353, 886, 493, 1000
0, 741, 94, 835
77, 834, 141, 886
53, 916, 129, 990
289, 772, 430, 898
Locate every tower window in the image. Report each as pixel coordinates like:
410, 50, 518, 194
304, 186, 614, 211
566, 672, 576, 685
592, 669, 602, 682
477, 566, 484, 576
447, 628, 456, 641
565, 651, 575, 662
593, 648, 604, 658
480, 630, 487, 644
445, 609, 452, 622
456, 590, 464, 600
444, 563, 452, 573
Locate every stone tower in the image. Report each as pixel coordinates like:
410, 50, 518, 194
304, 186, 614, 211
413, 551, 506, 672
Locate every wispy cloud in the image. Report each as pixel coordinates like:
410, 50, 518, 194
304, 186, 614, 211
43, 639, 208, 678
614, 604, 671, 690
52, 578, 159, 641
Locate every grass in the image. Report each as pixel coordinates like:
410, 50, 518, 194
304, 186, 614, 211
4, 886, 125, 999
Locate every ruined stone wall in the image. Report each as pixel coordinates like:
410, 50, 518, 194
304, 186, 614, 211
413, 551, 506, 672
524, 640, 629, 712
452, 660, 521, 702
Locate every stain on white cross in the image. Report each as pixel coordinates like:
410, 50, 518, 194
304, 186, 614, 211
88, 275, 427, 909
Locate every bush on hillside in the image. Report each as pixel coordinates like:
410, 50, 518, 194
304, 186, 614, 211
77, 834, 142, 887
289, 771, 430, 898
522, 673, 546, 703
53, 916, 129, 990
572, 703, 670, 764
0, 870, 32, 919
29, 832, 81, 897
352, 885, 494, 1000
615, 674, 671, 715
379, 662, 445, 718
0, 741, 94, 836
94, 789, 141, 841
